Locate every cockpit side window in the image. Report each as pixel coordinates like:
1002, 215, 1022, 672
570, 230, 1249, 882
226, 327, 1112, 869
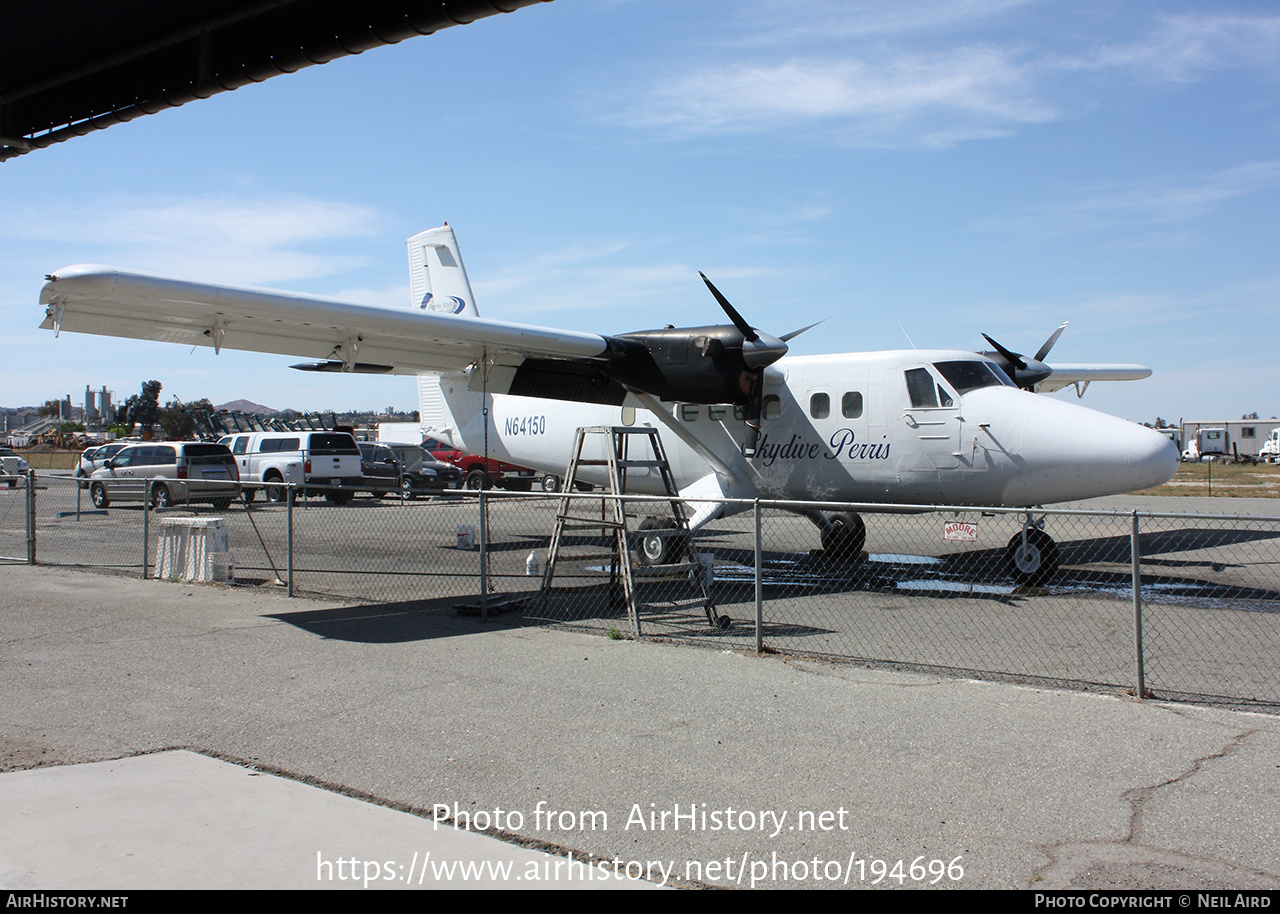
906, 367, 957, 408
933, 360, 1012, 394
904, 368, 938, 408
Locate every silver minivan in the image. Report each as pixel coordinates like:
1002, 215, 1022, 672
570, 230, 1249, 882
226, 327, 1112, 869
88, 441, 239, 509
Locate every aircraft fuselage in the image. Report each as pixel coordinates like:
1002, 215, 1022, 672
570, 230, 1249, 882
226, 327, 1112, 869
429, 348, 1178, 510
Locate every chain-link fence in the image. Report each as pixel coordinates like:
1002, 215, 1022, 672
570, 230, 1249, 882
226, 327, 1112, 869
18, 471, 1280, 710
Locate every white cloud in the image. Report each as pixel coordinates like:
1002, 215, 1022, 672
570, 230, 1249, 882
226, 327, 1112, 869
613, 49, 1052, 146
975, 161, 1280, 237
1068, 13, 1280, 83
6, 193, 382, 285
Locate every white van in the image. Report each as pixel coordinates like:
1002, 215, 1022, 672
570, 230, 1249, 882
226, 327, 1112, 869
218, 431, 363, 503
87, 441, 239, 509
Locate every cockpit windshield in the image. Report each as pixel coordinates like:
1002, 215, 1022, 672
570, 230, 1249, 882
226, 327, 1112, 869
933, 360, 1014, 394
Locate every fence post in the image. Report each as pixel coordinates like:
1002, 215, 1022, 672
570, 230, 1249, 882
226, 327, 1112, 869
1131, 510, 1145, 700
754, 498, 763, 653
141, 479, 150, 579
25, 469, 36, 565
479, 490, 489, 622
286, 486, 294, 597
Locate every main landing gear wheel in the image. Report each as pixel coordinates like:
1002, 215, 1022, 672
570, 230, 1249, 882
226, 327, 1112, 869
1006, 528, 1059, 586
820, 511, 866, 562
636, 517, 686, 567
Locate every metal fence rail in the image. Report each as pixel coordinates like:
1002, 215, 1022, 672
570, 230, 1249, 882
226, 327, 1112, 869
19, 471, 1280, 710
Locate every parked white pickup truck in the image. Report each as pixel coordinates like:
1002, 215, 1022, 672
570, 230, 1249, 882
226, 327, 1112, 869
217, 431, 363, 503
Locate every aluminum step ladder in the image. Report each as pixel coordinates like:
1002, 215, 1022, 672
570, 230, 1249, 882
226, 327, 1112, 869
536, 426, 725, 636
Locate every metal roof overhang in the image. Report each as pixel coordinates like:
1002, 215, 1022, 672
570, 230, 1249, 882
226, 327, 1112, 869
0, 0, 551, 162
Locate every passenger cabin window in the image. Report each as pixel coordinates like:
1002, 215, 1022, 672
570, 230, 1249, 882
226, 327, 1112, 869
707, 405, 727, 421
621, 406, 636, 427
809, 393, 830, 420
842, 392, 863, 419
680, 403, 699, 422
762, 395, 781, 421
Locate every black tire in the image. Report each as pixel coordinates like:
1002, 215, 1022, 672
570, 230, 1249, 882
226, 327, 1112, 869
264, 475, 286, 503
540, 474, 562, 493
325, 490, 353, 505
821, 511, 866, 560
150, 483, 171, 509
241, 488, 255, 504
399, 475, 417, 500
210, 498, 232, 511
1006, 528, 1059, 586
636, 517, 685, 566
90, 482, 109, 509
465, 468, 491, 491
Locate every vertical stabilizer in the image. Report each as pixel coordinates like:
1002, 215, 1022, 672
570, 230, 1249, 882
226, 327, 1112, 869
406, 224, 480, 317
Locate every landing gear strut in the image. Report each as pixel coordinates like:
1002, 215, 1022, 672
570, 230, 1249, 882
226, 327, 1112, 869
1006, 514, 1059, 586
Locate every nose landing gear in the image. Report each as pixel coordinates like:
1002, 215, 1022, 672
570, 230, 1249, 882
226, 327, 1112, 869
1006, 514, 1059, 586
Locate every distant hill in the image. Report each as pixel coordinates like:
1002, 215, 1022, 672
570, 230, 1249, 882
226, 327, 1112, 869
214, 399, 278, 415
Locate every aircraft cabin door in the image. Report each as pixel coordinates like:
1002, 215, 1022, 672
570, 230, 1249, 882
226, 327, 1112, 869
893, 365, 962, 499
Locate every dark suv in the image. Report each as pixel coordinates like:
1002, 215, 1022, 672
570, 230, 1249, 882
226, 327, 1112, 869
359, 442, 463, 498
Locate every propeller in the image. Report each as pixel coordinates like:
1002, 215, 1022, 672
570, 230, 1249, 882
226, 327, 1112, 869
699, 273, 819, 456
602, 274, 818, 458
699, 273, 790, 370
980, 322, 1067, 391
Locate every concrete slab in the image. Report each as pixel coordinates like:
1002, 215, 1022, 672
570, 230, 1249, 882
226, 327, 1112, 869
0, 750, 660, 889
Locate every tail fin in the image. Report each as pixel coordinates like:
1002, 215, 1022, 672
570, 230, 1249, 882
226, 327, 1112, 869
406, 224, 479, 317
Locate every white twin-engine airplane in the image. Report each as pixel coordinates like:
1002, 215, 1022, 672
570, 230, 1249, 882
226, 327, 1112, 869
39, 224, 1177, 584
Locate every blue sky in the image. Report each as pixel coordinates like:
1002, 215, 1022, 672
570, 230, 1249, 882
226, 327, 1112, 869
4, 0, 1278, 425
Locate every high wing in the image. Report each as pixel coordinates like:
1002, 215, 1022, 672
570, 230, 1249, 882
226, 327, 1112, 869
1031, 364, 1152, 394
39, 264, 609, 374
978, 322, 1151, 396
41, 237, 812, 457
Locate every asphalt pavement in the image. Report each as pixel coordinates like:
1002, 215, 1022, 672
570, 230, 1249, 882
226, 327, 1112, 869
1, 562, 1278, 890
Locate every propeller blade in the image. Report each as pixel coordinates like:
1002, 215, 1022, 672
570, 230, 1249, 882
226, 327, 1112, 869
700, 272, 757, 342
981, 333, 1027, 371
1033, 321, 1068, 363
779, 318, 826, 342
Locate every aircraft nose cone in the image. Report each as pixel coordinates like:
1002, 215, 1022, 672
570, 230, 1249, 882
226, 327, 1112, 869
1126, 424, 1180, 491
997, 396, 1179, 504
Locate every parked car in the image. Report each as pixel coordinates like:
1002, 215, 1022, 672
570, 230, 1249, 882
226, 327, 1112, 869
388, 443, 463, 497
88, 441, 239, 509
0, 446, 30, 487
75, 442, 129, 483
218, 431, 363, 503
359, 442, 463, 498
423, 437, 538, 491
